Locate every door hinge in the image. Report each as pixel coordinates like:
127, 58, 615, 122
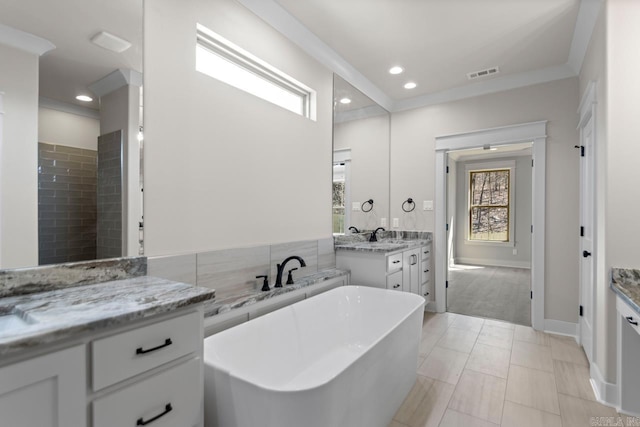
580, 226, 584, 237
531, 159, 534, 167
446, 166, 449, 173
446, 281, 449, 289
446, 223, 449, 231
575, 145, 585, 157
579, 305, 583, 317
531, 225, 533, 233
530, 291, 533, 299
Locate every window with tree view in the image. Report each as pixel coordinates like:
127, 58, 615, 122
469, 169, 510, 241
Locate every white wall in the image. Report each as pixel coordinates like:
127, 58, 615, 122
603, 0, 640, 384
390, 77, 580, 324
143, 0, 333, 256
333, 115, 389, 230
38, 107, 99, 150
454, 156, 532, 268
0, 43, 38, 268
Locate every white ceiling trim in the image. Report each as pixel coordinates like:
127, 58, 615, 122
236, 0, 394, 111
241, 0, 599, 114
567, 0, 603, 74
0, 23, 55, 56
393, 64, 576, 112
88, 69, 143, 98
39, 97, 100, 120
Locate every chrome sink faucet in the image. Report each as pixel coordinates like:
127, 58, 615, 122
369, 227, 386, 242
275, 256, 306, 287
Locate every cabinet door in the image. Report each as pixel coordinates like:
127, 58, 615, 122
403, 249, 420, 294
387, 270, 403, 291
0, 345, 86, 427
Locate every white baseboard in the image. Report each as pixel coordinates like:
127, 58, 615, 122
590, 363, 619, 409
454, 257, 531, 269
544, 319, 578, 339
425, 301, 438, 312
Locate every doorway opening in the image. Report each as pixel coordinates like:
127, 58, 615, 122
446, 145, 532, 325
435, 121, 547, 331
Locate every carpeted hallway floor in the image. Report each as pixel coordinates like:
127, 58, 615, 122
447, 264, 531, 326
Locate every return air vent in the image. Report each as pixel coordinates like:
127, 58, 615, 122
467, 66, 500, 80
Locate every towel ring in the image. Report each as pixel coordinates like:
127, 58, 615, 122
402, 198, 415, 212
361, 199, 374, 212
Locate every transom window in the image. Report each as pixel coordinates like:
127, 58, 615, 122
195, 23, 316, 120
468, 168, 510, 242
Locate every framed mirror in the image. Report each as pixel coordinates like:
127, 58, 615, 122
332, 74, 390, 234
0, 0, 143, 269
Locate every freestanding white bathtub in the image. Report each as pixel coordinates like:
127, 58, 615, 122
203, 286, 425, 427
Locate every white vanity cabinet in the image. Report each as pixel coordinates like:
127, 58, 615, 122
0, 345, 86, 427
336, 243, 432, 300
616, 296, 640, 416
0, 307, 206, 427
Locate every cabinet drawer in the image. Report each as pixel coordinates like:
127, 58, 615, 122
93, 357, 201, 427
617, 297, 640, 337
421, 246, 431, 261
92, 311, 200, 391
421, 283, 430, 298
387, 270, 403, 291
420, 263, 430, 285
387, 253, 403, 273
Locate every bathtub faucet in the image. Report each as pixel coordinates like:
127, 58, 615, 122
275, 256, 306, 287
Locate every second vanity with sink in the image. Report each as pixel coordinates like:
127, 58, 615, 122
0, 258, 216, 427
335, 231, 432, 307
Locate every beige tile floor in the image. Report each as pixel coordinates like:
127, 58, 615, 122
389, 312, 636, 427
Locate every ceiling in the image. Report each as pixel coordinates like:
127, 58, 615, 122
243, 0, 600, 112
0, 0, 599, 115
0, 0, 142, 111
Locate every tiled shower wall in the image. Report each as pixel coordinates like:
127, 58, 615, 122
97, 130, 123, 259
38, 143, 97, 265
148, 238, 336, 301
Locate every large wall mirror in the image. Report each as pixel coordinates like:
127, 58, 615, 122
0, 0, 143, 269
332, 74, 390, 234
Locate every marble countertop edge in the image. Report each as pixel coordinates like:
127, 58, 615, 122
610, 267, 640, 315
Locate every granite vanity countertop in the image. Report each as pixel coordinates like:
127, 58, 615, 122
334, 239, 430, 253
611, 268, 640, 314
205, 268, 349, 317
0, 276, 215, 356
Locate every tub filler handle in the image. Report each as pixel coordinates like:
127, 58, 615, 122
136, 338, 173, 355
137, 403, 173, 425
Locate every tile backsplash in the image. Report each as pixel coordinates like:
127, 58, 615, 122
148, 238, 336, 301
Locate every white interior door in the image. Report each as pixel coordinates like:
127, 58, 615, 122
579, 114, 595, 363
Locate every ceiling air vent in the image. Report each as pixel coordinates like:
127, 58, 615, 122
467, 66, 500, 80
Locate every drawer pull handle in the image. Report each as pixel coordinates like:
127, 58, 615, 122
392, 260, 400, 264
626, 316, 639, 326
137, 403, 173, 425
136, 338, 173, 355
423, 269, 429, 273
393, 284, 400, 289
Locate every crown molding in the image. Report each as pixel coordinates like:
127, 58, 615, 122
236, 0, 394, 111
393, 64, 577, 112
39, 97, 100, 120
0, 24, 55, 56
567, 0, 603, 74
241, 0, 600, 114
88, 69, 143, 98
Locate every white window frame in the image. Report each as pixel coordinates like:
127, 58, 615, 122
464, 160, 516, 247
195, 23, 316, 120
333, 149, 351, 235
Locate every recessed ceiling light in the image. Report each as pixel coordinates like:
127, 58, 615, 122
389, 66, 404, 75
339, 97, 352, 104
490, 148, 498, 151
76, 95, 93, 102
404, 82, 417, 89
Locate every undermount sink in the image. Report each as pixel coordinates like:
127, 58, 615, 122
0, 310, 35, 332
